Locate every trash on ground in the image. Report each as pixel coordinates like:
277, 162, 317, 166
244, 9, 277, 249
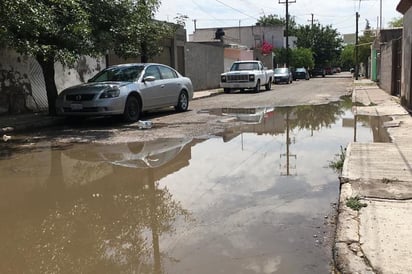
2, 134, 11, 142
137, 120, 153, 129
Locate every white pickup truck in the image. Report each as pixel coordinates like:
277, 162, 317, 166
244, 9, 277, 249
220, 60, 273, 93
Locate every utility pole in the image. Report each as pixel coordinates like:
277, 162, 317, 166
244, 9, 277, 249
355, 12, 359, 80
308, 13, 318, 28
379, 0, 382, 30
279, 0, 296, 68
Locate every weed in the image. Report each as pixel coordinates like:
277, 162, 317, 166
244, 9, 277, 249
382, 178, 391, 184
346, 196, 367, 211
329, 146, 346, 173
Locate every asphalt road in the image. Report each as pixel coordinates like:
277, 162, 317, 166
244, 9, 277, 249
18, 73, 353, 144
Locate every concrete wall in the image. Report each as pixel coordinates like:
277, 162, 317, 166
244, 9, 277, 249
0, 48, 104, 114
191, 25, 285, 50
185, 43, 224, 91
107, 27, 188, 75
380, 40, 396, 94
402, 8, 412, 107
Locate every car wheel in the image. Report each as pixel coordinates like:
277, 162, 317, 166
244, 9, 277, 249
265, 80, 271, 91
175, 90, 189, 112
223, 88, 231, 93
254, 80, 261, 93
122, 95, 140, 122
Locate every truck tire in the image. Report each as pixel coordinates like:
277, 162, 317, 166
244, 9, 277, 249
265, 80, 271, 91
254, 80, 261, 93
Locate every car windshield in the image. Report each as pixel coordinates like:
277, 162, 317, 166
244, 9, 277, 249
89, 65, 145, 82
230, 62, 259, 71
274, 68, 288, 73
296, 68, 306, 72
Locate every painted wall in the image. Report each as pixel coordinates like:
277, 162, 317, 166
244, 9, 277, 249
0, 48, 105, 114
223, 47, 254, 72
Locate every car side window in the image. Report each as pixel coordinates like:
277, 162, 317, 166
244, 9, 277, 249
158, 66, 177, 79
144, 66, 161, 80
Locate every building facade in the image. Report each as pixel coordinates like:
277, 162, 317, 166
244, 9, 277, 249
397, 0, 412, 109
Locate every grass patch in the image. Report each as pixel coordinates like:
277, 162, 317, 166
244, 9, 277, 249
346, 196, 367, 211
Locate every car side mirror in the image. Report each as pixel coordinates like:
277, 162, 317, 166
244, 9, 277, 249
143, 76, 156, 82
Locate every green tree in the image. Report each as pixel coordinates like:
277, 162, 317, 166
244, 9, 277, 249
357, 23, 375, 71
388, 17, 403, 28
339, 45, 355, 70
274, 47, 314, 69
291, 48, 314, 68
294, 24, 343, 67
257, 14, 297, 35
0, 0, 170, 115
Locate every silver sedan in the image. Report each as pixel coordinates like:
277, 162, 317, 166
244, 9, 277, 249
55, 63, 193, 122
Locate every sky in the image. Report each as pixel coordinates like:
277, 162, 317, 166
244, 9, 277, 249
155, 0, 403, 37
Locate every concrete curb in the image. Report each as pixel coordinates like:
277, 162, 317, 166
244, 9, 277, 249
334, 81, 412, 273
0, 89, 223, 135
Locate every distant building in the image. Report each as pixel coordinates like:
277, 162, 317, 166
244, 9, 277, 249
343, 33, 356, 45
190, 25, 286, 50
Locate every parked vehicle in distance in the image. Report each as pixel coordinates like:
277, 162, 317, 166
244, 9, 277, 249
273, 67, 293, 84
310, 67, 325, 78
293, 68, 310, 80
325, 67, 333, 75
55, 63, 193, 122
220, 60, 274, 93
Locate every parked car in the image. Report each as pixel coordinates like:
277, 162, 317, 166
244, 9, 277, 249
56, 63, 193, 122
310, 67, 325, 78
293, 68, 310, 80
220, 60, 274, 93
273, 67, 293, 84
325, 67, 333, 75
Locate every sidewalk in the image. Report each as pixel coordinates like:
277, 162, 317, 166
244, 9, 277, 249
0, 89, 222, 135
334, 80, 412, 273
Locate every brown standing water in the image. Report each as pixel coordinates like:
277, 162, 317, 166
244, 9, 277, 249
0, 101, 389, 273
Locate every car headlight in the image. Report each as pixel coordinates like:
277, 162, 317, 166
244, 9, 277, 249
221, 75, 226, 82
99, 87, 120, 99
249, 75, 255, 81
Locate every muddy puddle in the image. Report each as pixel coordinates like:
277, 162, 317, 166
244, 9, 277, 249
0, 101, 389, 273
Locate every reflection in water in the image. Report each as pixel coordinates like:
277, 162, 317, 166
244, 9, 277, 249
0, 139, 194, 273
0, 99, 389, 273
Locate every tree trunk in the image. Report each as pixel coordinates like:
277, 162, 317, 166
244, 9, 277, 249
141, 41, 148, 63
36, 55, 58, 115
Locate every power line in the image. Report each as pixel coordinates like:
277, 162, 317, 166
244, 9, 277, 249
214, 0, 259, 21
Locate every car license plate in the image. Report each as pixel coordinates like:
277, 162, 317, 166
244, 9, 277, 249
70, 103, 83, 110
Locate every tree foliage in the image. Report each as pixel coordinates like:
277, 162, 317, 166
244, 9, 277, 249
291, 48, 314, 68
294, 24, 343, 67
357, 23, 375, 67
339, 45, 355, 70
257, 14, 297, 35
388, 17, 403, 28
274, 47, 314, 69
0, 0, 171, 115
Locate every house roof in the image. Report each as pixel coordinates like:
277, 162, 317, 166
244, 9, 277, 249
396, 0, 412, 14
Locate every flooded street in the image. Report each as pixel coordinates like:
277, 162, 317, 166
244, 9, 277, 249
0, 99, 387, 273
